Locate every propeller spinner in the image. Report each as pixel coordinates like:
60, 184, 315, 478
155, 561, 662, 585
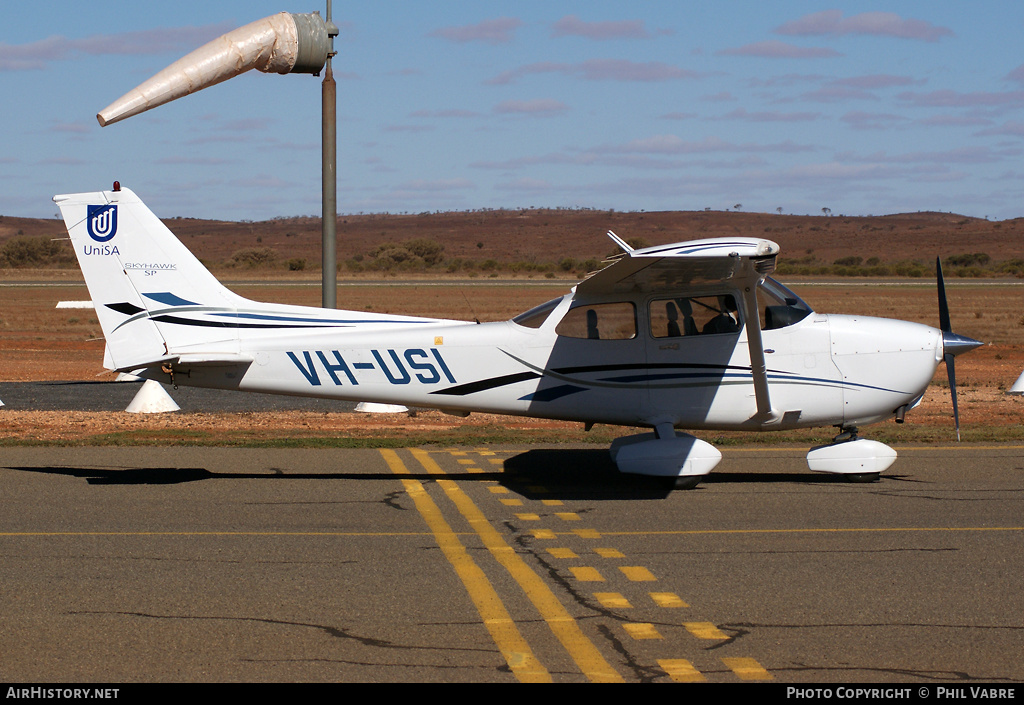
936, 258, 984, 441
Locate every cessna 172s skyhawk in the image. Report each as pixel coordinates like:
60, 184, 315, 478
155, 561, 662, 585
55, 185, 981, 488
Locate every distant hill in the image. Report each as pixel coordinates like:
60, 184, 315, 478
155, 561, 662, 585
2, 208, 1021, 274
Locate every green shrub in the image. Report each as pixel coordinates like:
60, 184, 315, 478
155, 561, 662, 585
1, 236, 73, 268
945, 253, 990, 268
230, 247, 278, 268
365, 238, 445, 271
402, 238, 445, 265
368, 244, 421, 270
894, 260, 928, 277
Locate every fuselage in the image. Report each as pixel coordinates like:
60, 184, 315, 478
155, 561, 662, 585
154, 281, 944, 433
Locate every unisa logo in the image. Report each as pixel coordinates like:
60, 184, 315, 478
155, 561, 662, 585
87, 204, 118, 242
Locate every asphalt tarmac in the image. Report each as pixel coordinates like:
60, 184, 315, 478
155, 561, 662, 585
0, 380, 358, 413
1, 443, 1022, 684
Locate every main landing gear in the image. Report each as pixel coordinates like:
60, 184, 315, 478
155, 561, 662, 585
609, 424, 721, 491
805, 426, 896, 483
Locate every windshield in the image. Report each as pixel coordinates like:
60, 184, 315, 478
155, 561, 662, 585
760, 277, 812, 330
762, 277, 811, 310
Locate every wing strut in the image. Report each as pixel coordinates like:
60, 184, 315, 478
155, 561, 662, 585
739, 284, 778, 423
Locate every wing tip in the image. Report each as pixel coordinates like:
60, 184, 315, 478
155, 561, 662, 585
606, 230, 633, 253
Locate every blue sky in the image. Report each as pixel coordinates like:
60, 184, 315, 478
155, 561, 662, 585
3, 2, 1024, 221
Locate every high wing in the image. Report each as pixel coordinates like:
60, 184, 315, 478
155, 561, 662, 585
579, 233, 781, 422
577, 233, 779, 296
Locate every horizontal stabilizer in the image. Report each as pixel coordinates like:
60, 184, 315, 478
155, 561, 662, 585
174, 354, 254, 367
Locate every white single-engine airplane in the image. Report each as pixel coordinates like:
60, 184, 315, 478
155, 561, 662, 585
55, 184, 981, 488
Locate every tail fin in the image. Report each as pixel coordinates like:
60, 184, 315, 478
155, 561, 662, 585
55, 187, 246, 371
56, 186, 460, 372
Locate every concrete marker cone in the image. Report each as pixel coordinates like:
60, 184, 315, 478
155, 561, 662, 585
125, 380, 180, 413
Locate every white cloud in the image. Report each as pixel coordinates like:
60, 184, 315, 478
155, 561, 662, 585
394, 178, 476, 192
775, 11, 954, 42
717, 108, 822, 122
897, 90, 1024, 109
717, 41, 842, 59
428, 18, 522, 45
550, 15, 671, 40
0, 23, 235, 71
596, 134, 816, 155
487, 59, 700, 85
493, 99, 569, 117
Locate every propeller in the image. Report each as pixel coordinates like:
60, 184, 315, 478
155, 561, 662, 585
936, 258, 983, 441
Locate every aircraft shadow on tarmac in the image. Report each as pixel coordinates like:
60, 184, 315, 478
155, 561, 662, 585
8, 448, 899, 498
9, 466, 223, 485
7, 465, 516, 487
498, 449, 890, 500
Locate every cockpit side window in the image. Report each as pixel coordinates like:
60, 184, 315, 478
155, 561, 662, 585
555, 302, 636, 340
649, 295, 741, 338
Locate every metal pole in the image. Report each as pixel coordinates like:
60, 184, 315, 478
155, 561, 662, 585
322, 0, 338, 309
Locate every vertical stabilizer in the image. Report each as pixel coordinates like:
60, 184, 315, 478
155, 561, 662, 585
54, 187, 244, 370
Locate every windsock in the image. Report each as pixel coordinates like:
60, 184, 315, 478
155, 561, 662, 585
98, 12, 330, 126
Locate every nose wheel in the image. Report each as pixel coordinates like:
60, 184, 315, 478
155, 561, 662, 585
824, 426, 880, 482
843, 471, 880, 483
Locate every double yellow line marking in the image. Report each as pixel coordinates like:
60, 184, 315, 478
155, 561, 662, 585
380, 448, 624, 683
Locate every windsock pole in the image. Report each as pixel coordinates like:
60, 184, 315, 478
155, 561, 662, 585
322, 1, 338, 309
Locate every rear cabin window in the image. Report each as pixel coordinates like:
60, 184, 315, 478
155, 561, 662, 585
649, 295, 740, 338
512, 297, 561, 329
555, 302, 636, 340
